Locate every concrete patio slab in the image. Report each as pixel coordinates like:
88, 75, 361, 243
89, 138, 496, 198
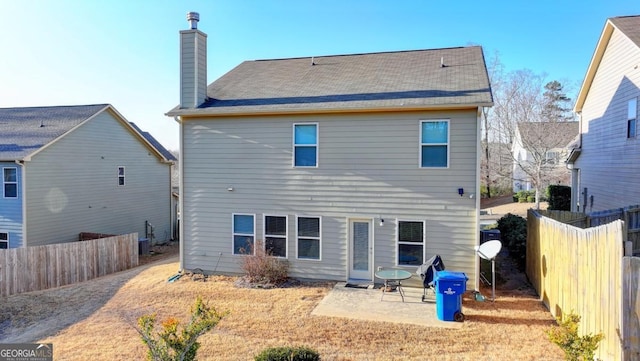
311, 282, 463, 329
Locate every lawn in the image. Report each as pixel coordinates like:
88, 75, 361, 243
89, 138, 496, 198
0, 253, 565, 360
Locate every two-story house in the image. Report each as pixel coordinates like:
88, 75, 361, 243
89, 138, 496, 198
0, 104, 176, 248
569, 15, 640, 212
166, 13, 493, 286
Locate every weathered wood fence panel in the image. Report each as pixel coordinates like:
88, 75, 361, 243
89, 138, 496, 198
527, 210, 625, 361
539, 207, 640, 253
0, 233, 138, 297
622, 257, 640, 361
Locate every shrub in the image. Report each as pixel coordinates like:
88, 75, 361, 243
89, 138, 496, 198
480, 185, 512, 198
516, 190, 537, 203
240, 240, 289, 285
254, 346, 320, 361
546, 312, 604, 361
496, 213, 527, 270
136, 296, 227, 361
548, 185, 572, 211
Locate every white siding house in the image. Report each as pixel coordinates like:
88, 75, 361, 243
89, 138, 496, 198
0, 104, 176, 247
167, 14, 493, 287
512, 122, 578, 193
569, 15, 640, 212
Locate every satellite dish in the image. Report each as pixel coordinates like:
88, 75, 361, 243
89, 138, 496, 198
476, 240, 502, 260
474, 240, 502, 302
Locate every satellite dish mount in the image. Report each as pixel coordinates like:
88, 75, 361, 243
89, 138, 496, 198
474, 240, 502, 302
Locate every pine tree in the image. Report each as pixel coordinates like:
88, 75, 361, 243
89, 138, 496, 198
542, 81, 572, 122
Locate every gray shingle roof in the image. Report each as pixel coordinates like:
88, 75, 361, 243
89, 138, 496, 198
168, 46, 493, 116
0, 104, 175, 162
517, 121, 580, 149
0, 104, 108, 160
610, 15, 640, 48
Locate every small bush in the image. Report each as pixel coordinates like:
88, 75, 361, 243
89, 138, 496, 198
546, 312, 604, 361
136, 296, 227, 361
254, 346, 320, 361
240, 240, 289, 285
548, 185, 572, 211
516, 190, 536, 203
496, 213, 527, 270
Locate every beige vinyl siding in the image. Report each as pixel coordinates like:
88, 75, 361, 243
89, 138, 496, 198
576, 29, 640, 211
180, 30, 207, 109
24, 110, 172, 246
181, 109, 478, 282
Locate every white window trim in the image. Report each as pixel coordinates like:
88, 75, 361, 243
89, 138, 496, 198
295, 215, 322, 261
419, 119, 450, 168
232, 213, 256, 255
396, 219, 426, 266
3, 167, 17, 198
263, 214, 288, 258
0, 231, 8, 249
292, 123, 319, 168
117, 166, 126, 187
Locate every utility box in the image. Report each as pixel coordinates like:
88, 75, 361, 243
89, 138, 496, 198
480, 229, 501, 244
138, 238, 150, 255
434, 270, 468, 322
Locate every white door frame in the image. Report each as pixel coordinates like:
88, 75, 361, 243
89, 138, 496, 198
347, 218, 373, 281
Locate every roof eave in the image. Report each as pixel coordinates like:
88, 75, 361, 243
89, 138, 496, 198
166, 102, 494, 119
574, 20, 615, 113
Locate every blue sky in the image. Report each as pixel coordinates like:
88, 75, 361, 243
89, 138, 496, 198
1, 1, 639, 151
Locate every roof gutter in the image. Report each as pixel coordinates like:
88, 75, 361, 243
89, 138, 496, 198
166, 102, 495, 119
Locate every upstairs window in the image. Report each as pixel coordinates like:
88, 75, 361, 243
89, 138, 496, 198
117, 166, 126, 186
293, 124, 318, 167
545, 151, 560, 165
628, 98, 637, 139
3, 168, 17, 198
264, 215, 287, 258
420, 120, 449, 168
233, 214, 255, 255
397, 220, 424, 266
296, 216, 321, 260
0, 232, 7, 249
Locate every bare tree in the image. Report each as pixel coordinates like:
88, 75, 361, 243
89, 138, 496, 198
498, 77, 575, 208
480, 51, 510, 197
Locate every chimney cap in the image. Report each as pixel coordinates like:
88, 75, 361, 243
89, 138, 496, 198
187, 12, 200, 29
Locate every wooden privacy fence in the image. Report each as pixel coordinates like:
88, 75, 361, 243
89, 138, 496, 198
527, 210, 640, 361
0, 233, 139, 297
538, 206, 640, 252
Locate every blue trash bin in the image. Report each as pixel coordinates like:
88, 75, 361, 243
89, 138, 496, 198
434, 270, 468, 322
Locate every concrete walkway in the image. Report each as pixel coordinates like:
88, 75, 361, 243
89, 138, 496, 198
311, 283, 463, 329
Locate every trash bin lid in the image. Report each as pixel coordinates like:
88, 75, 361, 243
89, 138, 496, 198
435, 270, 468, 282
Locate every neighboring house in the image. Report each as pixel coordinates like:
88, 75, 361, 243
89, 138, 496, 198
569, 15, 640, 212
511, 121, 578, 192
166, 14, 493, 285
0, 104, 176, 248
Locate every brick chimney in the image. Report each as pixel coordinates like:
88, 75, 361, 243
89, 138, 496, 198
180, 12, 207, 109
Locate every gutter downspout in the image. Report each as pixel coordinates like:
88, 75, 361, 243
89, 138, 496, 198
474, 107, 482, 293
14, 160, 26, 247
174, 116, 185, 272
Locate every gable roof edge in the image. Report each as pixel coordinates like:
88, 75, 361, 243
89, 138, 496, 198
22, 104, 110, 161
106, 106, 176, 164
574, 19, 616, 113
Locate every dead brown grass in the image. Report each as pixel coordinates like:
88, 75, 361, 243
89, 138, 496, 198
0, 249, 564, 361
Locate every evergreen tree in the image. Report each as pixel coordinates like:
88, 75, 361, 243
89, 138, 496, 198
542, 81, 572, 122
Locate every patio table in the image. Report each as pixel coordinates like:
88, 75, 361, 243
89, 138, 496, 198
375, 269, 412, 302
